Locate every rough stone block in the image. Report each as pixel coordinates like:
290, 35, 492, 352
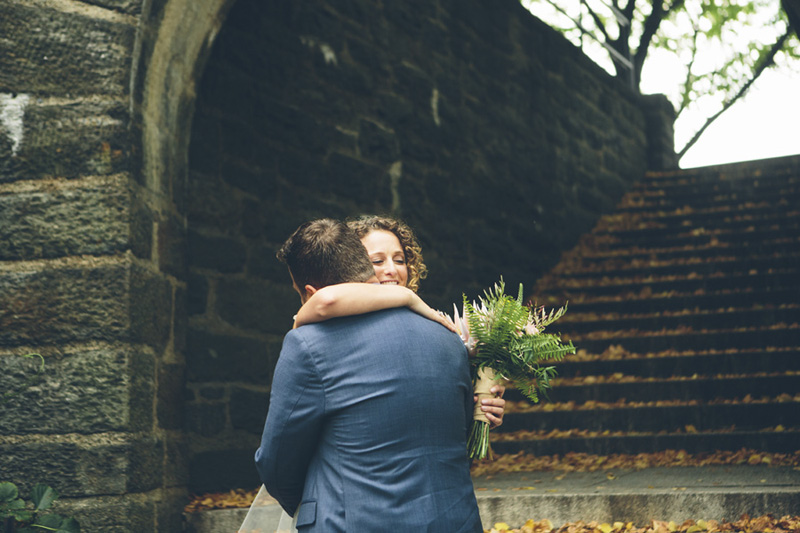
0, 435, 163, 497
58, 493, 156, 533
125, 437, 164, 493
157, 210, 187, 277
0, 176, 130, 260
357, 118, 400, 164
220, 157, 278, 201
199, 386, 225, 400
129, 192, 154, 261
0, 260, 129, 346
185, 401, 227, 437
187, 230, 247, 273
83, 0, 143, 15
173, 283, 188, 353
276, 148, 325, 190
156, 488, 190, 533
129, 264, 173, 352
157, 362, 185, 430
189, 449, 261, 493
187, 114, 222, 174
247, 244, 287, 281
185, 326, 282, 384
1, 99, 131, 181
215, 278, 298, 334
187, 172, 245, 231
0, 3, 134, 96
230, 387, 269, 435
187, 272, 209, 316
395, 62, 434, 110
262, 101, 326, 154
219, 118, 279, 173
164, 437, 190, 488
128, 347, 157, 431
323, 151, 389, 205
0, 345, 154, 434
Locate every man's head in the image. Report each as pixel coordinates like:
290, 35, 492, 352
277, 218, 376, 302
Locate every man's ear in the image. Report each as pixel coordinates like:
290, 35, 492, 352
304, 285, 318, 297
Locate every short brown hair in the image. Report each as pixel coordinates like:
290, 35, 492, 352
277, 219, 375, 293
347, 215, 428, 293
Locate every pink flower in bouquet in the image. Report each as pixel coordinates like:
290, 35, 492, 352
451, 303, 477, 356
523, 322, 539, 336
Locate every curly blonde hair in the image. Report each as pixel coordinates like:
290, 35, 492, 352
347, 215, 428, 293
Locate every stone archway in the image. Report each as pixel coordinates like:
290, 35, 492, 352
136, 0, 665, 498
139, 0, 235, 197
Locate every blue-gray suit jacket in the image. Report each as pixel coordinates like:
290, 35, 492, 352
255, 308, 482, 532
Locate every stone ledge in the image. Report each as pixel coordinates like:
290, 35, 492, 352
183, 466, 800, 531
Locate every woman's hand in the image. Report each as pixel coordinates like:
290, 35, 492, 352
475, 384, 506, 429
407, 296, 457, 333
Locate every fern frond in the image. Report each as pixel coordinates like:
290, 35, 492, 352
462, 280, 575, 405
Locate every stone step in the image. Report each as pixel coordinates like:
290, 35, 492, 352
567, 236, 800, 265
491, 429, 800, 456
597, 211, 800, 238
183, 466, 800, 531
550, 349, 800, 378
616, 186, 800, 212
560, 306, 800, 334
594, 225, 800, 251
498, 401, 799, 434
596, 204, 799, 232
537, 289, 800, 315
627, 183, 800, 207
471, 466, 800, 529
568, 327, 800, 354
505, 374, 800, 405
634, 171, 800, 193
537, 270, 799, 298
616, 196, 800, 220
645, 159, 798, 181
553, 253, 800, 280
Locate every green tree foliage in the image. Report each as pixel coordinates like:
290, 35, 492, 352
522, 0, 800, 157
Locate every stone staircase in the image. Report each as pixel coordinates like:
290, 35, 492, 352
494, 155, 800, 458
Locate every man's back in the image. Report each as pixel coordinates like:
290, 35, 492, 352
257, 308, 481, 532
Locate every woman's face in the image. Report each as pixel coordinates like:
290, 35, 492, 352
360, 230, 409, 287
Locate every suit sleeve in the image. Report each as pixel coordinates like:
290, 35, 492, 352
255, 330, 325, 515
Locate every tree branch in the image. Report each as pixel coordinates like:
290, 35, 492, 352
634, 0, 686, 89
677, 30, 792, 159
580, 0, 612, 43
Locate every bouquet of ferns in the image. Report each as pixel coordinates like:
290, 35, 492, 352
452, 279, 575, 460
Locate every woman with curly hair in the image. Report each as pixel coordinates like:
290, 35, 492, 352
294, 214, 505, 428
347, 215, 428, 292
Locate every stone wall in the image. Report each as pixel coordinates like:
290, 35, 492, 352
181, 0, 669, 493
0, 1, 188, 531
0, 0, 673, 530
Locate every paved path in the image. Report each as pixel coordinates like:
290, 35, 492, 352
473, 465, 800, 528
185, 465, 800, 531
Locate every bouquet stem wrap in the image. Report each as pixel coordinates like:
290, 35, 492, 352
472, 367, 497, 423
468, 367, 496, 460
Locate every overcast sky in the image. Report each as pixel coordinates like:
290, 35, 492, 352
666, 68, 800, 169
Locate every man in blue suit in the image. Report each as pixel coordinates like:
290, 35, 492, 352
255, 218, 482, 532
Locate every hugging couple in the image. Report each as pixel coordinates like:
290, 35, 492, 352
245, 216, 506, 532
